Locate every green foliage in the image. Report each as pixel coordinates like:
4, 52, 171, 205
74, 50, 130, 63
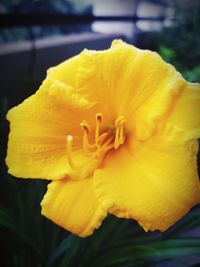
1, 0, 92, 14
156, 3, 200, 82
159, 46, 200, 82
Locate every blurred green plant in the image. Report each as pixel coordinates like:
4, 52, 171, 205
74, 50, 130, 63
0, 0, 92, 14
159, 46, 200, 82
156, 1, 200, 82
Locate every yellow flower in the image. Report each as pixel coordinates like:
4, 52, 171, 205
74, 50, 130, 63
6, 40, 200, 237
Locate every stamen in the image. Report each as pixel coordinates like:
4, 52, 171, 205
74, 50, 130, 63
95, 113, 103, 144
94, 135, 114, 157
97, 132, 109, 145
66, 135, 76, 169
114, 125, 120, 149
82, 132, 96, 153
100, 136, 114, 151
114, 116, 126, 149
119, 125, 125, 145
66, 114, 126, 179
96, 113, 103, 122
80, 120, 96, 153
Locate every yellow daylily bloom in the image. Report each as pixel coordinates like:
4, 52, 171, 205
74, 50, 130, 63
6, 40, 200, 237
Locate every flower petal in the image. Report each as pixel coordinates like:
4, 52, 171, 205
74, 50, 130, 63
165, 82, 200, 140
47, 55, 80, 88
6, 78, 98, 180
75, 40, 139, 119
94, 135, 200, 232
41, 177, 107, 237
73, 40, 186, 131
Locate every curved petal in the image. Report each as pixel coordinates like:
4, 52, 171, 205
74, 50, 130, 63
74, 40, 139, 119
47, 55, 80, 88
41, 177, 107, 237
74, 40, 186, 132
6, 78, 98, 180
94, 134, 200, 232
165, 82, 200, 141
46, 40, 187, 140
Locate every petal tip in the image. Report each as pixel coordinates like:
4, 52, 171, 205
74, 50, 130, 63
111, 39, 126, 48
41, 179, 108, 237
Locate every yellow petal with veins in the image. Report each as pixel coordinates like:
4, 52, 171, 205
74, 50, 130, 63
165, 82, 200, 141
94, 133, 200, 232
41, 177, 107, 237
6, 78, 98, 180
47, 40, 187, 141
69, 40, 186, 139
47, 55, 80, 88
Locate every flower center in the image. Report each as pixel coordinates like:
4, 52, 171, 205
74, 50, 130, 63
66, 113, 126, 174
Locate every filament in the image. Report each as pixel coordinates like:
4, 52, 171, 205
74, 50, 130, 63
114, 116, 126, 149
80, 121, 96, 153
95, 113, 103, 144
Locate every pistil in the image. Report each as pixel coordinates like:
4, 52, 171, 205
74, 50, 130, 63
66, 135, 76, 169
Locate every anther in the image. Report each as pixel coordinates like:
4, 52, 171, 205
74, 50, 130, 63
80, 120, 90, 134
115, 116, 126, 126
96, 113, 103, 122
95, 113, 103, 144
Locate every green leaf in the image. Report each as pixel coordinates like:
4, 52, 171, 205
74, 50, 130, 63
45, 234, 75, 267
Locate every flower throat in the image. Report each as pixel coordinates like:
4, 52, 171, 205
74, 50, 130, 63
66, 113, 126, 172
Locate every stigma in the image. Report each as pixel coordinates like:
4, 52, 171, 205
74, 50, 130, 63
66, 113, 126, 173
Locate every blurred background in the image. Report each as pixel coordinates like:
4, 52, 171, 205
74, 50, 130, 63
0, 0, 200, 266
